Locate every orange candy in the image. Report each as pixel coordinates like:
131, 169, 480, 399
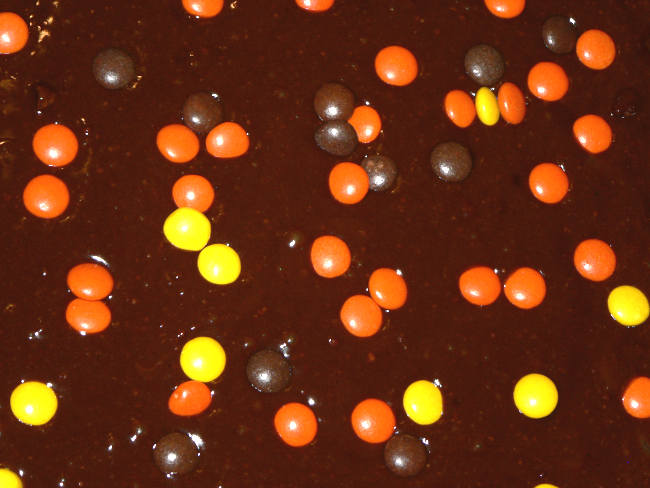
350, 398, 395, 444
622, 377, 650, 419
172, 174, 215, 212
527, 62, 569, 102
274, 402, 318, 447
573, 238, 616, 282
206, 122, 249, 158
368, 268, 407, 310
168, 380, 212, 416
182, 0, 224, 17
310, 235, 351, 278
374, 45, 418, 87
32, 123, 79, 167
528, 163, 569, 204
576, 29, 616, 70
23, 174, 70, 219
295, 0, 334, 12
573, 115, 612, 154
497, 82, 526, 124
444, 90, 476, 128
459, 266, 501, 306
484, 0, 525, 19
348, 105, 381, 143
0, 12, 29, 54
67, 263, 114, 301
156, 124, 199, 163
328, 162, 369, 205
340, 295, 383, 338
65, 298, 111, 334
504, 267, 546, 309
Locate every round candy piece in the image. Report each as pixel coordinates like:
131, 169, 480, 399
535, 485, 559, 488
576, 29, 616, 70
573, 238, 616, 282
92, 48, 136, 89
0, 12, 29, 54
246, 349, 292, 393
197, 243, 241, 284
375, 45, 418, 86
403, 380, 443, 425
180, 336, 226, 382
459, 266, 501, 306
66, 298, 111, 334
182, 0, 224, 18
310, 235, 351, 278
361, 154, 397, 192
32, 123, 78, 167
484, 0, 525, 19
464, 44, 504, 86
328, 162, 369, 205
573, 114, 612, 154
314, 82, 355, 121
274, 402, 318, 447
430, 141, 472, 182
542, 16, 577, 54
67, 263, 114, 300
163, 207, 211, 251
168, 380, 212, 416
369, 268, 407, 310
156, 124, 199, 163
528, 163, 569, 204
513, 373, 558, 419
348, 105, 381, 143
172, 174, 215, 212
475, 86, 500, 126
622, 376, 650, 419
206, 121, 250, 158
182, 92, 223, 134
340, 294, 383, 338
607, 286, 649, 327
0, 468, 22, 488
295, 0, 334, 12
384, 433, 427, 477
314, 120, 357, 156
504, 267, 546, 309
23, 174, 69, 219
497, 82, 526, 124
10, 381, 58, 426
444, 89, 476, 128
351, 398, 396, 444
527, 62, 569, 101
153, 432, 199, 475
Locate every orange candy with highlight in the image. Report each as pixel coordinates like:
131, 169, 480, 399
374, 46, 418, 87
33, 124, 79, 167
528, 163, 569, 204
444, 90, 476, 128
527, 62, 569, 101
206, 122, 249, 158
0, 12, 29, 54
484, 0, 525, 19
274, 402, 318, 447
340, 295, 383, 338
328, 162, 369, 205
368, 268, 407, 310
66, 298, 111, 334
504, 267, 546, 309
310, 235, 351, 278
459, 266, 501, 306
622, 377, 650, 419
67, 263, 114, 301
156, 124, 199, 163
497, 82, 526, 124
573, 238, 616, 282
182, 0, 224, 18
573, 115, 612, 154
168, 380, 212, 416
350, 398, 395, 444
348, 105, 381, 143
172, 174, 215, 212
576, 29, 616, 70
23, 174, 70, 219
295, 0, 334, 12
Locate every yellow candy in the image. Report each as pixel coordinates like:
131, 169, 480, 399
10, 381, 58, 426
513, 373, 558, 419
475, 86, 500, 126
607, 285, 649, 327
403, 379, 443, 425
534, 484, 559, 488
180, 336, 226, 382
197, 244, 241, 285
0, 468, 23, 488
163, 207, 211, 251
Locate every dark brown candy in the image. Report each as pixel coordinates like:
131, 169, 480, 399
361, 154, 398, 191
182, 92, 224, 134
314, 83, 355, 121
246, 349, 291, 393
153, 432, 199, 476
542, 16, 577, 54
464, 44, 504, 86
384, 434, 427, 477
92, 48, 136, 90
611, 88, 641, 118
314, 120, 357, 156
430, 142, 472, 182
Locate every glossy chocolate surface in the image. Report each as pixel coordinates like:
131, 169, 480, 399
0, 0, 649, 486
